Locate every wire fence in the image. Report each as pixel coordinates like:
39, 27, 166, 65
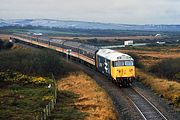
34, 74, 57, 120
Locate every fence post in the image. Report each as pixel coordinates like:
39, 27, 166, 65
40, 111, 43, 120
52, 73, 57, 102
46, 105, 49, 116
51, 101, 53, 110
43, 108, 46, 120
48, 102, 51, 115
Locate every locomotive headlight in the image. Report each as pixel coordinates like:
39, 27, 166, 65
117, 69, 121, 73
129, 68, 133, 72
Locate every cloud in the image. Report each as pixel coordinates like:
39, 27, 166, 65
0, 0, 180, 24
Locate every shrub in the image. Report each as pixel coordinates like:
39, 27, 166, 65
0, 49, 64, 77
32, 77, 53, 86
175, 72, 180, 80
42, 95, 54, 101
149, 58, 180, 80
127, 52, 144, 68
0, 71, 53, 87
172, 95, 180, 106
0, 39, 4, 49
9, 84, 22, 91
0, 39, 13, 50
3, 41, 13, 49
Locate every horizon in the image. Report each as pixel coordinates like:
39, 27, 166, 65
1, 18, 180, 26
1, 0, 180, 25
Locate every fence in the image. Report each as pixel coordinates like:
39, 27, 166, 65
34, 74, 57, 120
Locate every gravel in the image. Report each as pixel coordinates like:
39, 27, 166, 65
134, 81, 180, 120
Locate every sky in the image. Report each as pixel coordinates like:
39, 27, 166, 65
0, 0, 180, 24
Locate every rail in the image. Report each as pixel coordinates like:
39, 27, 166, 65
124, 87, 168, 120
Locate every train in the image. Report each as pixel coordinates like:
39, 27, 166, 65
11, 33, 135, 87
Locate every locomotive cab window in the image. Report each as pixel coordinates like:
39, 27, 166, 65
113, 60, 134, 67
113, 61, 124, 67
125, 61, 134, 66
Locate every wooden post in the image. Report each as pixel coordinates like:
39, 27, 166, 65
52, 73, 57, 102
46, 105, 49, 116
43, 108, 46, 120
40, 111, 43, 120
48, 102, 51, 115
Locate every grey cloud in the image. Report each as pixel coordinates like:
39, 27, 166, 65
0, 0, 180, 24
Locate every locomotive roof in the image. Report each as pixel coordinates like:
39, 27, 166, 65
97, 49, 133, 61
79, 44, 99, 53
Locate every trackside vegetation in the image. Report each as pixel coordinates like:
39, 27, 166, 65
0, 44, 74, 119
0, 39, 13, 50
136, 69, 180, 107
124, 47, 180, 107
0, 49, 65, 77
0, 42, 117, 119
0, 71, 55, 119
149, 58, 180, 81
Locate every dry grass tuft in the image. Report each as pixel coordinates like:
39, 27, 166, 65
136, 69, 180, 107
0, 34, 10, 41
58, 72, 117, 120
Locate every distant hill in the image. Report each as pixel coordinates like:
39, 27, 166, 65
0, 19, 180, 31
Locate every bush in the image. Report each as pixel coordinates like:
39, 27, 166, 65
175, 72, 180, 80
0, 39, 4, 49
3, 41, 13, 49
0, 71, 54, 87
42, 95, 54, 101
127, 52, 144, 68
0, 49, 64, 77
173, 95, 180, 107
0, 39, 13, 50
32, 77, 53, 86
149, 58, 180, 80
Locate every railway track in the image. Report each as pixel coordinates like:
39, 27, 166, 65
63, 58, 170, 120
123, 87, 168, 120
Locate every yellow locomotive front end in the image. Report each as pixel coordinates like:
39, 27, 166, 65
111, 60, 135, 86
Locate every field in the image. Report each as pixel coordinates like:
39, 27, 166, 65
51, 35, 158, 41
0, 34, 10, 41
0, 71, 56, 119
118, 45, 180, 69
118, 45, 180, 107
0, 35, 117, 119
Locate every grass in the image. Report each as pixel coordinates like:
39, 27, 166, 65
118, 46, 180, 108
0, 34, 10, 41
119, 45, 180, 69
0, 71, 55, 120
54, 72, 117, 120
136, 69, 180, 107
0, 35, 117, 119
48, 90, 85, 120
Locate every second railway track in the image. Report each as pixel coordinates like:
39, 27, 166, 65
123, 87, 168, 120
